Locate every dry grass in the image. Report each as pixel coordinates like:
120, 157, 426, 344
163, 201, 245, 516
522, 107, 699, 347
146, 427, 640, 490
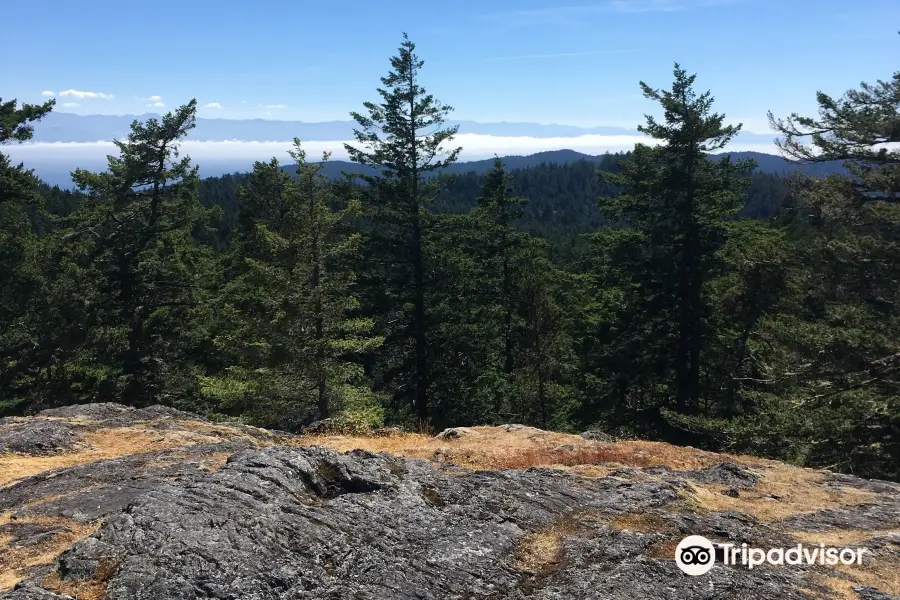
0, 513, 100, 591
0, 420, 263, 488
833, 561, 900, 597
43, 557, 119, 600
790, 529, 900, 547
684, 462, 877, 523
799, 530, 900, 598
815, 576, 860, 600
295, 426, 737, 472
814, 557, 900, 599
610, 512, 675, 534
515, 514, 582, 575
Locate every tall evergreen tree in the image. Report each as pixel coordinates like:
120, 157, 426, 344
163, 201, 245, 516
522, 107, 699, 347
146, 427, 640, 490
473, 159, 528, 382
206, 142, 380, 429
345, 33, 460, 424
759, 71, 900, 478
0, 96, 55, 413
66, 101, 214, 406
590, 65, 754, 429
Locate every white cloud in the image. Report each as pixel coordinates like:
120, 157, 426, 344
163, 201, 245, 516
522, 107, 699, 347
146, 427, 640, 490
203, 102, 224, 109
59, 89, 114, 99
148, 95, 163, 102
5, 135, 779, 187
41, 90, 55, 97
727, 116, 775, 136
260, 104, 288, 109
146, 101, 165, 108
61, 102, 81, 108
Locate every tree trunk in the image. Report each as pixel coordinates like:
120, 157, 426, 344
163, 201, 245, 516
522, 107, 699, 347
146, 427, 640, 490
311, 195, 327, 420
408, 59, 428, 424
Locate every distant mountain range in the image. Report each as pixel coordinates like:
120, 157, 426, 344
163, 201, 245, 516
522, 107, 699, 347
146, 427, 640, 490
27, 112, 779, 145
270, 149, 844, 181
18, 147, 844, 189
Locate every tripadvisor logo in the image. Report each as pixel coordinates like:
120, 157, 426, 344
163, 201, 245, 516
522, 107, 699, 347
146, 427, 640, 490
675, 535, 870, 576
675, 536, 716, 575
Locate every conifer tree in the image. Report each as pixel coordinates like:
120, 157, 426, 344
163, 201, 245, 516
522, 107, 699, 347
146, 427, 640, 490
512, 239, 578, 429
0, 96, 55, 413
207, 141, 380, 429
761, 71, 900, 478
592, 65, 754, 424
472, 160, 527, 380
66, 101, 214, 406
345, 33, 460, 424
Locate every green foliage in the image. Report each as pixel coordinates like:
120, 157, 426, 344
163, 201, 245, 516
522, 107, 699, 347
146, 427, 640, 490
56, 100, 215, 407
2, 44, 898, 482
203, 141, 380, 430
583, 64, 755, 438
345, 33, 461, 425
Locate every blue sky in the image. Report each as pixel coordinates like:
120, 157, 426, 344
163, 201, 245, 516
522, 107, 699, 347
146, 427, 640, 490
5, 0, 898, 134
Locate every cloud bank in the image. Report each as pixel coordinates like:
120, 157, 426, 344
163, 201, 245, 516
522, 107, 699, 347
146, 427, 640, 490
59, 89, 115, 99
5, 133, 775, 165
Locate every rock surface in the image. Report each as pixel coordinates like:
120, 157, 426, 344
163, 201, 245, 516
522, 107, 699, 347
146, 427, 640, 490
0, 422, 79, 456
1, 404, 898, 599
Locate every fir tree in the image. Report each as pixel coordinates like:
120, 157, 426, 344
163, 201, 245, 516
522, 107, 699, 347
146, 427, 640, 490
591, 65, 754, 426
66, 101, 214, 406
207, 142, 380, 429
345, 33, 460, 424
0, 96, 55, 413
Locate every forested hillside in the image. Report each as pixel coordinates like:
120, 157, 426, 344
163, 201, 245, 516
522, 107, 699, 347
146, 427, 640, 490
1, 36, 897, 481
197, 156, 788, 248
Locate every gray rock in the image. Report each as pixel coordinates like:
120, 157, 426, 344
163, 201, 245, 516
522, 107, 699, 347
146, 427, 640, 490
685, 461, 761, 489
853, 587, 900, 600
2, 404, 898, 600
0, 442, 252, 523
0, 585, 72, 600
37, 403, 132, 420
580, 429, 615, 443
0, 421, 79, 455
39, 446, 679, 599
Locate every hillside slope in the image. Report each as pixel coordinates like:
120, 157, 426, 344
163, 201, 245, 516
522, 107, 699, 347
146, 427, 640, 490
0, 405, 897, 599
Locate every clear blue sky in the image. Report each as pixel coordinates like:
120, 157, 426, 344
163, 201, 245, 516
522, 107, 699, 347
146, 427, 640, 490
4, 0, 899, 133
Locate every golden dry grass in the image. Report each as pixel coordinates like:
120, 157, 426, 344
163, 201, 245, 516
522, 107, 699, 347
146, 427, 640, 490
797, 530, 900, 598
294, 426, 738, 471
0, 513, 100, 591
833, 561, 900, 597
610, 512, 676, 534
0, 420, 268, 488
790, 529, 900, 547
683, 462, 878, 523
514, 514, 583, 575
43, 556, 118, 600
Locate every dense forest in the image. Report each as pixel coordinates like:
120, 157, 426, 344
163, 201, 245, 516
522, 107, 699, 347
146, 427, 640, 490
1, 34, 897, 481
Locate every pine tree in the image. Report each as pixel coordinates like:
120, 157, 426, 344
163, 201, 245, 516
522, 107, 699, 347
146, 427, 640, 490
591, 65, 754, 427
66, 101, 214, 406
511, 239, 578, 429
0, 96, 55, 413
345, 33, 460, 425
207, 142, 380, 429
761, 70, 900, 478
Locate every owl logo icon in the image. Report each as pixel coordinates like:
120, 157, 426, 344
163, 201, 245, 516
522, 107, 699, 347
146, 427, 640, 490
675, 535, 716, 575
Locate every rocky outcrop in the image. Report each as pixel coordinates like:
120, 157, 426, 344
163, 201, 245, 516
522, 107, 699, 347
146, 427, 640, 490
1, 405, 898, 599
0, 422, 79, 456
